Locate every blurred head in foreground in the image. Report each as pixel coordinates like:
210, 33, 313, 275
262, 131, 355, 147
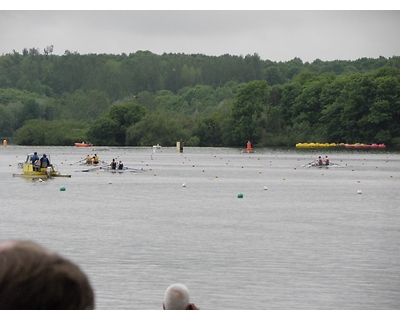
0, 240, 94, 310
163, 283, 199, 310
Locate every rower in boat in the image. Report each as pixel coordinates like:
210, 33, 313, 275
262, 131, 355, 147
318, 156, 323, 166
118, 160, 123, 170
325, 156, 330, 166
110, 159, 117, 170
86, 155, 93, 164
92, 154, 99, 164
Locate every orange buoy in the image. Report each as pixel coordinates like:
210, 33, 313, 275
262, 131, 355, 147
246, 141, 252, 151
2, 140, 7, 147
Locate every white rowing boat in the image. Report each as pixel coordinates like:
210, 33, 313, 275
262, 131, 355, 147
103, 166, 147, 173
303, 161, 343, 168
76, 166, 147, 173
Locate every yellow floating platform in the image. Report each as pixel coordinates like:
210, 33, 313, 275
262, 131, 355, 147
296, 143, 342, 148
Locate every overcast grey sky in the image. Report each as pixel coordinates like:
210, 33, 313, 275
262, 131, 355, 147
1, 8, 399, 62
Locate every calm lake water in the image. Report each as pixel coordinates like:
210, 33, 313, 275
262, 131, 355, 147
1, 145, 400, 310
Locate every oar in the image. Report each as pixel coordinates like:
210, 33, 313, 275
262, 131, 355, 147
329, 162, 341, 167
302, 160, 317, 167
76, 165, 105, 172
70, 158, 86, 165
124, 166, 147, 172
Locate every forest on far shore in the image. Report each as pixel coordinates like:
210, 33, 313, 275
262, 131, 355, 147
1, 48, 400, 147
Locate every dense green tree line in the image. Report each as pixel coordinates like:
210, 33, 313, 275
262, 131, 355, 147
1, 49, 400, 147
1, 49, 398, 99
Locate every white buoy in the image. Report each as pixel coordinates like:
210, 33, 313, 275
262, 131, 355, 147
108, 181, 112, 184
182, 183, 186, 187
264, 186, 268, 190
357, 190, 362, 194
38, 178, 43, 182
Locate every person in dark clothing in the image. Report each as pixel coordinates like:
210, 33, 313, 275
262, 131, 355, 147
110, 159, 117, 170
31, 152, 39, 165
118, 160, 123, 170
31, 152, 40, 171
40, 154, 50, 168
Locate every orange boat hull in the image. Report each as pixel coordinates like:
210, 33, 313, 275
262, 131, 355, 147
75, 143, 93, 147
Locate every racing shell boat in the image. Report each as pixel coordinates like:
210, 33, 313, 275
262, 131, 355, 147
76, 165, 147, 173
303, 160, 343, 168
14, 153, 71, 179
102, 166, 147, 173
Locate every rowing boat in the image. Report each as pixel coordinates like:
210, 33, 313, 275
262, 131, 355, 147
77, 165, 147, 173
102, 166, 147, 173
303, 161, 343, 168
79, 161, 106, 166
